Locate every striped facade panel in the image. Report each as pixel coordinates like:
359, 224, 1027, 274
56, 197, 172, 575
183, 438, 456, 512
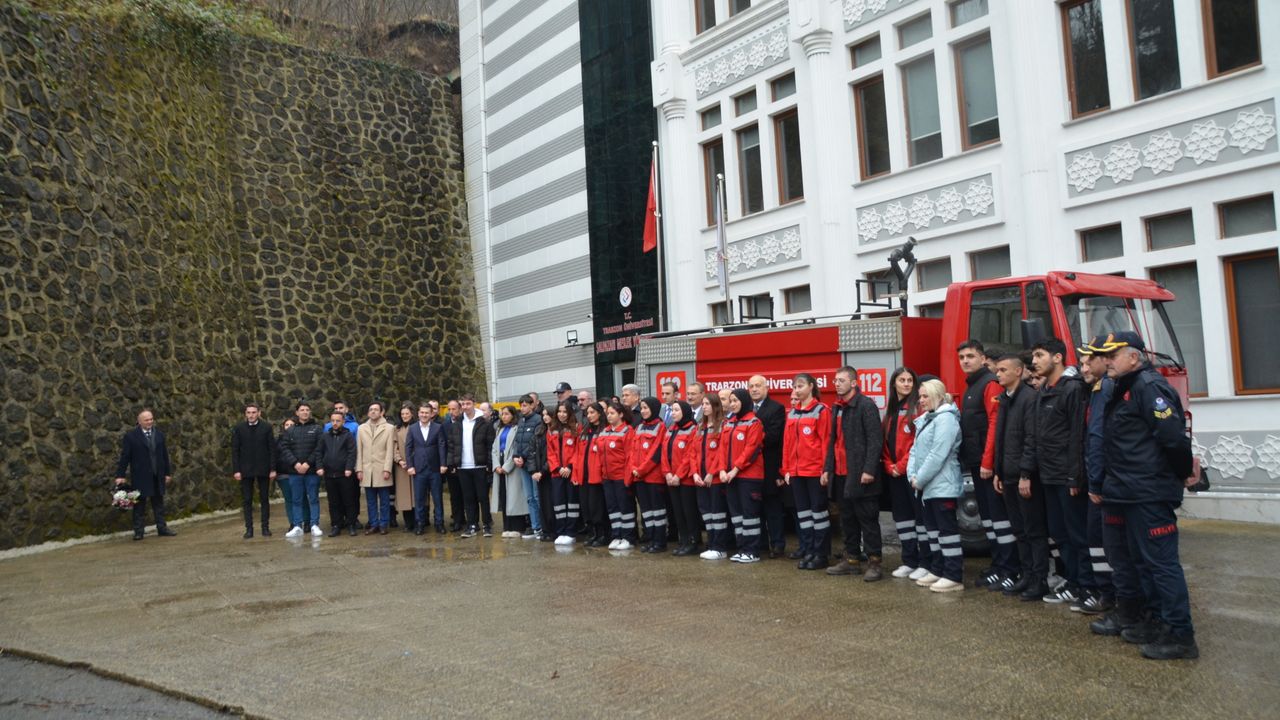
486, 44, 582, 115
485, 3, 579, 78
487, 85, 582, 151
488, 129, 585, 190
488, 171, 586, 227
494, 298, 593, 340
491, 212, 590, 264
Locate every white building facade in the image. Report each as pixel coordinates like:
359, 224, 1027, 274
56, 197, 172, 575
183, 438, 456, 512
651, 0, 1280, 517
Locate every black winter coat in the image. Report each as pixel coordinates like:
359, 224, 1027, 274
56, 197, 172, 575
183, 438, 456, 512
446, 414, 496, 472
115, 427, 172, 498
833, 392, 884, 499
1032, 371, 1088, 487
1102, 364, 1192, 504
754, 397, 786, 493
317, 426, 357, 474
230, 421, 277, 477
992, 383, 1037, 482
279, 419, 323, 472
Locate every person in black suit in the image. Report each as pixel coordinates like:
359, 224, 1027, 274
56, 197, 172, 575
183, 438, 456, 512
230, 403, 277, 539
748, 375, 789, 558
404, 402, 449, 534
114, 408, 175, 541
440, 398, 465, 531
445, 394, 496, 537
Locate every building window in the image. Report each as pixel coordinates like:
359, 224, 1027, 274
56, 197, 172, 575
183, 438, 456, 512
703, 138, 725, 226
949, 0, 988, 26
711, 302, 731, 325
898, 13, 933, 49
864, 269, 898, 304
784, 285, 812, 314
737, 124, 764, 215
1203, 0, 1261, 78
919, 302, 946, 318
1062, 0, 1111, 118
902, 55, 942, 165
695, 0, 716, 34
854, 75, 891, 179
740, 292, 773, 320
1218, 194, 1276, 238
730, 0, 752, 15
1224, 250, 1280, 393
700, 104, 722, 130
734, 90, 757, 116
1149, 263, 1207, 394
955, 34, 999, 148
774, 110, 804, 203
1081, 223, 1124, 261
970, 246, 1011, 280
917, 258, 953, 291
1127, 0, 1181, 100
1146, 210, 1194, 250
771, 72, 796, 101
851, 35, 882, 67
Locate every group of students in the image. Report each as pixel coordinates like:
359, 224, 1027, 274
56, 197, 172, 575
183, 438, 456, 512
229, 329, 1198, 662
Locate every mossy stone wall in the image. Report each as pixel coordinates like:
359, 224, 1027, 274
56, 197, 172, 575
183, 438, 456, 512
0, 4, 484, 548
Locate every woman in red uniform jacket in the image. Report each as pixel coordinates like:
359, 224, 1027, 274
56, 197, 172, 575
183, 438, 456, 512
722, 388, 765, 563
882, 367, 925, 578
783, 373, 832, 570
663, 400, 700, 556
578, 402, 608, 547
630, 397, 669, 553
693, 393, 729, 560
594, 401, 636, 550
546, 401, 581, 545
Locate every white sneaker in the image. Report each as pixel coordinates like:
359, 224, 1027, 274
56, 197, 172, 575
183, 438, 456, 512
915, 573, 940, 586
737, 554, 760, 564
930, 578, 964, 593
729, 552, 745, 563
555, 535, 574, 545
310, 525, 323, 538
521, 529, 538, 539
502, 531, 518, 538
700, 550, 728, 560
608, 538, 621, 550
285, 526, 303, 539
892, 565, 916, 578
908, 567, 930, 581
614, 539, 633, 550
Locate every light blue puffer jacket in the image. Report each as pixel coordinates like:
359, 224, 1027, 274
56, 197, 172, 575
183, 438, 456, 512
906, 403, 963, 501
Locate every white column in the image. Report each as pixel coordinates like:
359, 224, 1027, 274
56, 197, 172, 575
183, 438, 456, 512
660, 97, 700, 331
798, 28, 837, 312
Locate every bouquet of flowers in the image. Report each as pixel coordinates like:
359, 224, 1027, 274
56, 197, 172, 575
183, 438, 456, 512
112, 487, 141, 510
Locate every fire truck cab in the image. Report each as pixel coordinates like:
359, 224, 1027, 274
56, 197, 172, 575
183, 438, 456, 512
636, 270, 1189, 554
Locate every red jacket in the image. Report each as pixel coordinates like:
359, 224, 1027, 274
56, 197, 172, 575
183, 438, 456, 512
593, 423, 633, 484
577, 426, 601, 485
630, 419, 667, 485
829, 397, 849, 476
663, 423, 698, 485
783, 399, 830, 478
546, 427, 578, 482
691, 424, 725, 483
722, 411, 765, 480
881, 405, 920, 477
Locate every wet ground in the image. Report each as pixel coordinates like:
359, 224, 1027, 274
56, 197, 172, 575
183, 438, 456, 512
0, 654, 234, 718
0, 506, 1276, 719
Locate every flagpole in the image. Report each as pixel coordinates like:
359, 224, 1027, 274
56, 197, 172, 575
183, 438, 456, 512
653, 141, 666, 333
715, 173, 732, 324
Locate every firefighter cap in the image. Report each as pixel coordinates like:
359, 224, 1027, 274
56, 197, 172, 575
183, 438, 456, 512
1078, 334, 1108, 357
1089, 330, 1145, 354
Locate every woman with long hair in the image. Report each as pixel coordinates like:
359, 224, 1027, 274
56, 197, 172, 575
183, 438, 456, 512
631, 397, 669, 553
722, 388, 765, 564
693, 394, 729, 559
491, 406, 529, 537
391, 403, 416, 531
882, 367, 926, 579
578, 402, 609, 547
547, 401, 581, 545
908, 379, 965, 592
595, 401, 636, 550
783, 373, 831, 570
663, 400, 701, 556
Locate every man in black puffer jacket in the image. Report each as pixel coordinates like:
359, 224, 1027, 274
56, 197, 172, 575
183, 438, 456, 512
991, 355, 1048, 600
1030, 338, 1093, 606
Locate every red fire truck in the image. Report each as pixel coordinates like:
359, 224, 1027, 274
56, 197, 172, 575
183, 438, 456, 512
636, 245, 1192, 552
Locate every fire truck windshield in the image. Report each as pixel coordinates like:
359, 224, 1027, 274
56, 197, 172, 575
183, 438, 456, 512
1063, 295, 1186, 369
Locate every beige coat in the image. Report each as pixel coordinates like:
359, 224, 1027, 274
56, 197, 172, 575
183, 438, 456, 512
356, 417, 395, 488
392, 425, 414, 511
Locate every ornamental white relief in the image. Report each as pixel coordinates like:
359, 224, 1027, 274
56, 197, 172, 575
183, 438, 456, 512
704, 225, 803, 280
692, 23, 791, 98
1228, 107, 1277, 154
857, 207, 883, 241
842, 0, 890, 24
1183, 120, 1228, 165
1207, 434, 1255, 480
963, 179, 994, 216
1142, 131, 1184, 175
909, 195, 935, 229
1191, 437, 1208, 466
883, 201, 909, 234
935, 187, 963, 222
1067, 151, 1104, 192
1103, 142, 1141, 183
1255, 435, 1280, 481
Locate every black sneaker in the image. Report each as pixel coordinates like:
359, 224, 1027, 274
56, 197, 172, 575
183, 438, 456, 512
1071, 590, 1113, 614
460, 526, 477, 539
1122, 618, 1163, 644
975, 567, 998, 588
1043, 585, 1080, 604
1140, 630, 1199, 660
482, 526, 493, 537
988, 571, 1014, 592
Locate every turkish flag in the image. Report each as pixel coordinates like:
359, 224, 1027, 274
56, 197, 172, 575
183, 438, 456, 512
642, 158, 657, 253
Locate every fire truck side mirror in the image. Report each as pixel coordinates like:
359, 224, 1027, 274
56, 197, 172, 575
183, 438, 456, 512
1020, 318, 1048, 349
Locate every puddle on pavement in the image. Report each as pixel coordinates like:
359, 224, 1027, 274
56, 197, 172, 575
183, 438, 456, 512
391, 546, 507, 561
141, 590, 219, 609
233, 598, 317, 614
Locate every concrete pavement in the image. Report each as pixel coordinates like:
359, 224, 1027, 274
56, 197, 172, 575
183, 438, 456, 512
0, 506, 1276, 719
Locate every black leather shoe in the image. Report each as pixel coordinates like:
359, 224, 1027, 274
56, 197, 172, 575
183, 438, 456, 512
1122, 619, 1163, 644
348, 526, 358, 536
1020, 581, 1050, 602
261, 527, 272, 537
328, 526, 342, 538
415, 526, 426, 536
157, 528, 177, 537
435, 524, 446, 534
789, 549, 806, 560
133, 531, 143, 541
1003, 574, 1031, 597
810, 556, 829, 570
243, 528, 253, 539
1140, 631, 1199, 660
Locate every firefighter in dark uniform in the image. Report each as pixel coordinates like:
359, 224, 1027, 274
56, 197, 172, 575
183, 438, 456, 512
1091, 331, 1198, 660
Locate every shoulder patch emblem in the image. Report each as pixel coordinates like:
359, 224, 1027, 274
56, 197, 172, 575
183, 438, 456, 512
1153, 396, 1172, 419
608, 442, 616, 449
736, 432, 745, 441
709, 441, 718, 449
802, 426, 813, 435
678, 441, 686, 448
642, 442, 650, 449
566, 438, 574, 446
